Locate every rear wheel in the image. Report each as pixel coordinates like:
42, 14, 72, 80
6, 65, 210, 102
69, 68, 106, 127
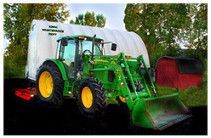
36, 62, 64, 106
77, 77, 106, 118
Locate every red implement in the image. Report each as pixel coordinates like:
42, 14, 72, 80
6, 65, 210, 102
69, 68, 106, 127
15, 87, 36, 101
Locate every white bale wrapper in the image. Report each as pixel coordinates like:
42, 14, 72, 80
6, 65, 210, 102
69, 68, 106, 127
26, 20, 150, 81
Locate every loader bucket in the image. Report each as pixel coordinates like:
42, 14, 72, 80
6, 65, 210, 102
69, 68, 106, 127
131, 93, 191, 130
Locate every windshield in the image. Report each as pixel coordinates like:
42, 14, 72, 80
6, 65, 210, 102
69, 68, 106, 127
80, 40, 102, 55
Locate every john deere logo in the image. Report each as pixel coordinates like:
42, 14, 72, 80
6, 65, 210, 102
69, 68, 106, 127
42, 25, 64, 36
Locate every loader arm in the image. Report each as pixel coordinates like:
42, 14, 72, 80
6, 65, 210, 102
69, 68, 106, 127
115, 53, 191, 130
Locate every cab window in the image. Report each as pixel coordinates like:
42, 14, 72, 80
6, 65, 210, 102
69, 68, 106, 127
81, 40, 101, 55
63, 40, 76, 62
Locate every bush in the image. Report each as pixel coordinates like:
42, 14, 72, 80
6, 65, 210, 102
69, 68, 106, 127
4, 56, 25, 78
147, 44, 182, 68
147, 45, 167, 67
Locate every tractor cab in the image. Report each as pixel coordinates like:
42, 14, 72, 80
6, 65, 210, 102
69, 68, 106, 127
56, 35, 116, 78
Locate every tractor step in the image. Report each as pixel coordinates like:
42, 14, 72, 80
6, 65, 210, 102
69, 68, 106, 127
15, 87, 36, 101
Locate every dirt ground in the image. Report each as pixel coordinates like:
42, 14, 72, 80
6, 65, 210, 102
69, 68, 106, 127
4, 79, 207, 135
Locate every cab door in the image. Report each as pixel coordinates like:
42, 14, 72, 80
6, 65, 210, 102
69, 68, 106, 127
59, 39, 77, 79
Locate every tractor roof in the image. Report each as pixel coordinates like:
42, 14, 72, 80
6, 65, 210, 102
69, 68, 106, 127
57, 35, 103, 42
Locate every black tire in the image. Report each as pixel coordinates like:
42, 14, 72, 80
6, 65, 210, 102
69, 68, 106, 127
77, 77, 106, 119
36, 62, 64, 106
117, 97, 135, 129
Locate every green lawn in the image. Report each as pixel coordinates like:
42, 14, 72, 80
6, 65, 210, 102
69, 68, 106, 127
157, 85, 207, 107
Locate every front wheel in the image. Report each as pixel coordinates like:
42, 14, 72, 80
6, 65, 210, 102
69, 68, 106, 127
36, 62, 64, 106
77, 77, 106, 118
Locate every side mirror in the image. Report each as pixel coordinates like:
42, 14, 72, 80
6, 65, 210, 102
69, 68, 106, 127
111, 43, 117, 51
61, 38, 68, 46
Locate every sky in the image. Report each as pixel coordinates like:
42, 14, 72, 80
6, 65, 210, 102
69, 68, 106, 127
3, 37, 8, 50
67, 4, 126, 31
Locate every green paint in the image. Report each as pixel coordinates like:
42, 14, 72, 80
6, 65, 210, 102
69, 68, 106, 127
132, 93, 190, 129
40, 35, 190, 130
46, 59, 68, 80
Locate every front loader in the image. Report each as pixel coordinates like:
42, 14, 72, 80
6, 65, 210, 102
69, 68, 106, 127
35, 35, 191, 130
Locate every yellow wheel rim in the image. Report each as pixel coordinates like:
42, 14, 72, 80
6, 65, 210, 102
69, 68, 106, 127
119, 96, 126, 103
81, 87, 93, 109
39, 71, 54, 98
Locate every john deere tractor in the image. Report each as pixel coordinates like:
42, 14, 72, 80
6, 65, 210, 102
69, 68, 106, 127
36, 35, 191, 130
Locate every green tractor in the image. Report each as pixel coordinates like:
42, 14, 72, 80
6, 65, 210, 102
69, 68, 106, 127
36, 35, 191, 130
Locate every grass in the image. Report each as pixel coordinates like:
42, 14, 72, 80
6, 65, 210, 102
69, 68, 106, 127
157, 85, 207, 107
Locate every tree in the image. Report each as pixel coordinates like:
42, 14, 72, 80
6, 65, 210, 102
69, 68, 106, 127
4, 4, 69, 77
186, 4, 207, 61
70, 11, 106, 27
96, 14, 106, 27
124, 4, 193, 66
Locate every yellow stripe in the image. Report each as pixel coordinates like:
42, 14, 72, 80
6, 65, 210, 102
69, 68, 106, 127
94, 59, 109, 63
